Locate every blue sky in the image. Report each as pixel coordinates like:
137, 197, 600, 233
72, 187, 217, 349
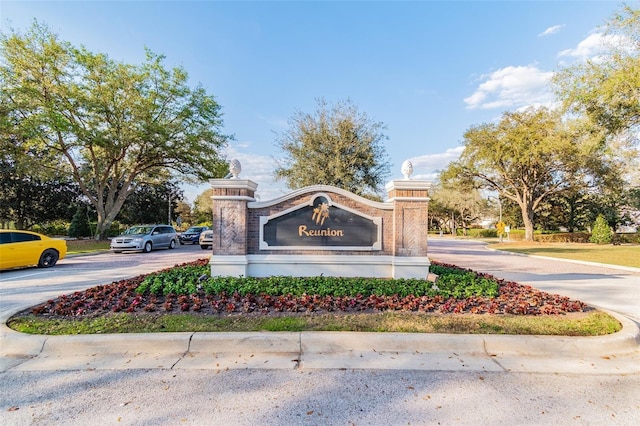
1, 0, 632, 202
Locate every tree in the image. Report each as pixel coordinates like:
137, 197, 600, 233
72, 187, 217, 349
0, 21, 230, 239
554, 5, 640, 135
192, 188, 214, 225
0, 155, 80, 230
117, 180, 183, 226
174, 201, 194, 228
590, 214, 613, 244
430, 183, 486, 236
441, 108, 606, 241
274, 98, 390, 199
68, 204, 93, 238
553, 5, 640, 233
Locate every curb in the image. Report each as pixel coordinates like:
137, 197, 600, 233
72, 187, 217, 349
2, 311, 638, 374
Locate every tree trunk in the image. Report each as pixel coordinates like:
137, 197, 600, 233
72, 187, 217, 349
521, 203, 535, 241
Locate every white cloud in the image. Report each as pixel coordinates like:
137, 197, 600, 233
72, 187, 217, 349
538, 24, 564, 37
464, 65, 554, 110
181, 141, 288, 204
557, 32, 628, 62
223, 143, 289, 201
408, 146, 464, 180
558, 32, 606, 59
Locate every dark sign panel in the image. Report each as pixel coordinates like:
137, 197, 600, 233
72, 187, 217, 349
262, 196, 379, 249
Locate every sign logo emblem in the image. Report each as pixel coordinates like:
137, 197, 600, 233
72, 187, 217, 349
311, 202, 330, 225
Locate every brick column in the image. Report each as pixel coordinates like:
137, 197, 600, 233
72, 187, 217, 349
209, 178, 258, 276
385, 179, 431, 278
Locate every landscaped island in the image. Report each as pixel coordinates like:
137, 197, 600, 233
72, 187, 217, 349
8, 258, 621, 336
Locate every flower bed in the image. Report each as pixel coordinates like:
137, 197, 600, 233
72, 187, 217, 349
27, 259, 587, 318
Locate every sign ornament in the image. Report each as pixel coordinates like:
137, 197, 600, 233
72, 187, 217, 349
401, 160, 413, 180
312, 202, 330, 225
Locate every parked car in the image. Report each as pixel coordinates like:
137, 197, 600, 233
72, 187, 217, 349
110, 225, 179, 253
179, 226, 209, 245
0, 230, 67, 270
199, 229, 213, 249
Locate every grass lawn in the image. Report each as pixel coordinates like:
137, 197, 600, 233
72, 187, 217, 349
9, 310, 620, 336
66, 239, 111, 254
487, 241, 640, 268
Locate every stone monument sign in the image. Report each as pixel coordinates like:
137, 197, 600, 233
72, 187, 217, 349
208, 160, 431, 279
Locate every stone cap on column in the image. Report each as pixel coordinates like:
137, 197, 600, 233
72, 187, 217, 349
385, 180, 431, 202
209, 179, 259, 201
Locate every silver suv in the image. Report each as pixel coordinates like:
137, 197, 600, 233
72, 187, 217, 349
110, 225, 179, 253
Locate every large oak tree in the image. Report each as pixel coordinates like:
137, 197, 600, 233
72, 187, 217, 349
274, 98, 390, 200
553, 5, 640, 230
441, 108, 607, 241
0, 22, 230, 238
554, 5, 640, 135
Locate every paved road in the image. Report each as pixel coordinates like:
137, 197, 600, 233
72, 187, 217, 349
1, 239, 639, 425
0, 244, 210, 322
427, 238, 640, 323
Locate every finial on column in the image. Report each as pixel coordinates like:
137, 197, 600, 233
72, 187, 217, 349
401, 160, 413, 180
229, 159, 241, 179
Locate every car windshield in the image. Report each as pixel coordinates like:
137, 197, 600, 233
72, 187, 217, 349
123, 226, 152, 235
186, 227, 203, 232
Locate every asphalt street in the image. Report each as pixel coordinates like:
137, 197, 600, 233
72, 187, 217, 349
0, 239, 639, 425
0, 243, 209, 323
427, 238, 640, 323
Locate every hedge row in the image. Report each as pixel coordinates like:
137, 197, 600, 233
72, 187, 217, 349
429, 229, 639, 244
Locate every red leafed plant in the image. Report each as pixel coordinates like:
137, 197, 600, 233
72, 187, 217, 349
25, 259, 587, 318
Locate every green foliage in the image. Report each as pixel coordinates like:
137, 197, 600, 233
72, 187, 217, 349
8, 311, 621, 336
136, 264, 500, 299
0, 21, 231, 239
614, 232, 640, 244
192, 188, 214, 224
535, 232, 591, 243
68, 205, 93, 238
0, 157, 80, 230
554, 5, 640, 134
441, 108, 608, 242
590, 214, 613, 244
464, 229, 498, 238
31, 221, 69, 236
117, 180, 183, 226
274, 98, 390, 200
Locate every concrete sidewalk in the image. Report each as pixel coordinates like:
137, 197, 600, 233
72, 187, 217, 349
2, 311, 639, 375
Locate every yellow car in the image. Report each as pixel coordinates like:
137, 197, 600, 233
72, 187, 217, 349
0, 230, 67, 270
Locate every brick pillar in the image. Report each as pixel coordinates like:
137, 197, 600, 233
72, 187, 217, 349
385, 179, 431, 278
209, 178, 258, 276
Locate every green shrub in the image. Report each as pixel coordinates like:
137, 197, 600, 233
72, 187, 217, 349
466, 229, 498, 238
613, 233, 640, 244
136, 264, 500, 299
68, 205, 93, 238
589, 214, 613, 244
535, 232, 591, 243
32, 221, 69, 236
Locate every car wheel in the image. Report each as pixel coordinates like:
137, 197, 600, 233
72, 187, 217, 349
180, 241, 185, 245
200, 245, 210, 250
113, 251, 122, 254
169, 239, 176, 249
38, 249, 59, 268
143, 241, 153, 253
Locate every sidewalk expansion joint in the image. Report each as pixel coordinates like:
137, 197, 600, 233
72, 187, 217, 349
292, 332, 302, 369
170, 332, 195, 369
483, 339, 507, 372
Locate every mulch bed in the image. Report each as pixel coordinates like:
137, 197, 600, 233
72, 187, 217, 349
19, 259, 588, 320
